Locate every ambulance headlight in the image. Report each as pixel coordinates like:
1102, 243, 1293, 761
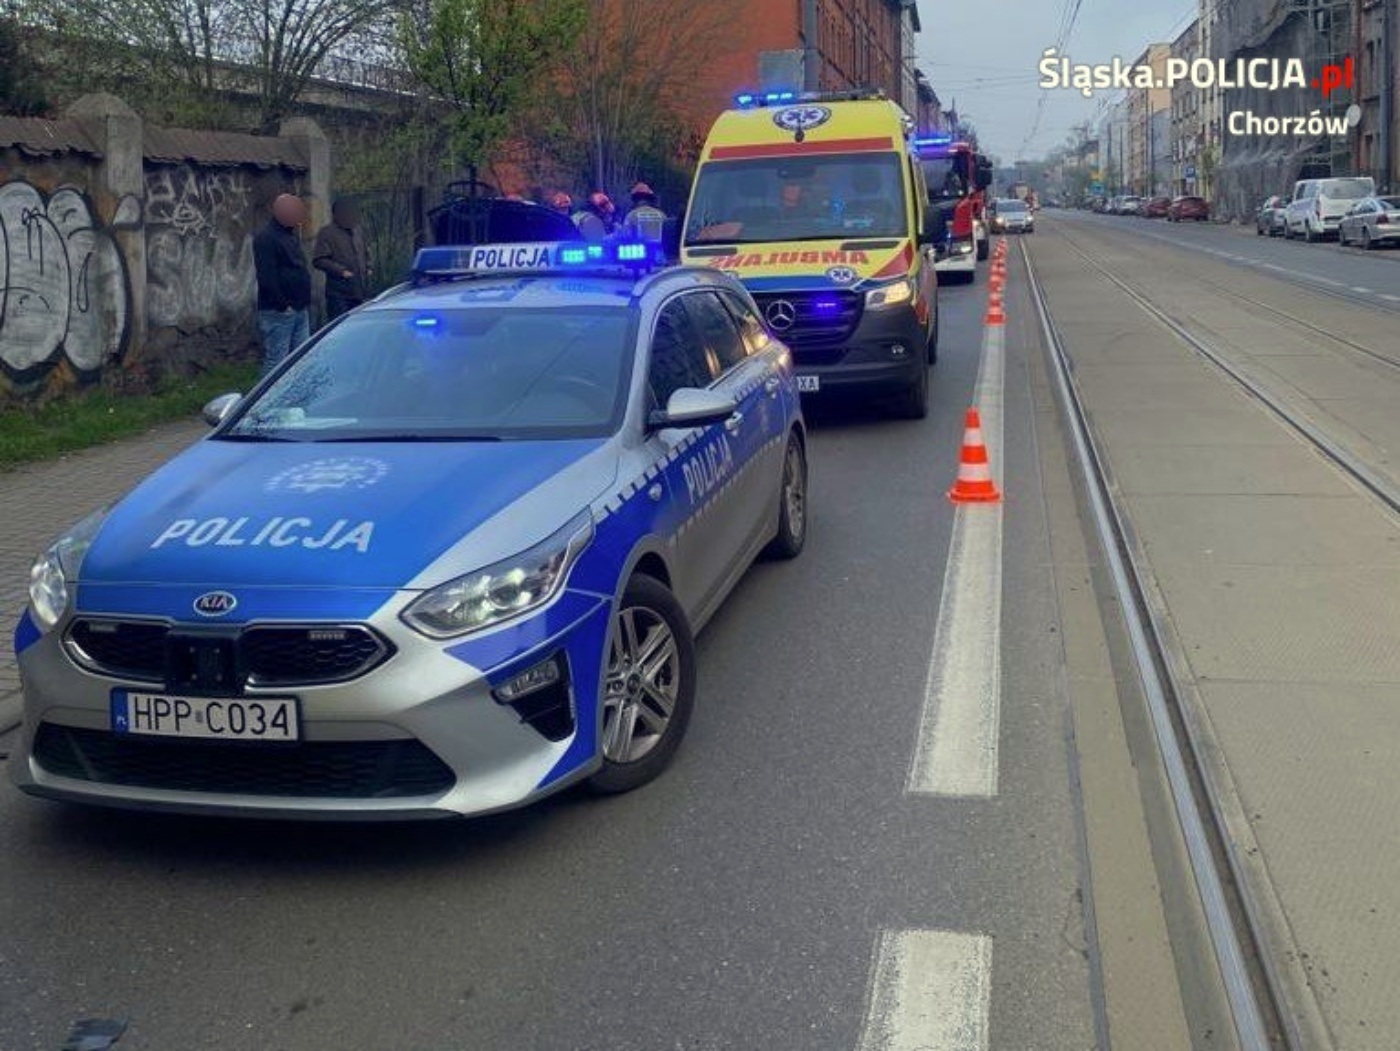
402, 513, 593, 639
29, 508, 108, 631
865, 278, 916, 310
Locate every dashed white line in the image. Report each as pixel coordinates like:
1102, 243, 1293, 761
1352, 286, 1372, 294
907, 321, 1004, 797
856, 930, 992, 1051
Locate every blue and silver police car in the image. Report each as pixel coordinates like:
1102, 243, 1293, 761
12, 241, 808, 818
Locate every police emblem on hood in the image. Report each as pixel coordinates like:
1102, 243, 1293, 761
265, 457, 389, 494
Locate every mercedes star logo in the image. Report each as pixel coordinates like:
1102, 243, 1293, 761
766, 300, 797, 331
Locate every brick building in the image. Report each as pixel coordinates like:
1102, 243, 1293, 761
699, 0, 923, 128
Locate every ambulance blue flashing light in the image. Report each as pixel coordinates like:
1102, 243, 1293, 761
412, 240, 665, 280
914, 133, 955, 150
734, 90, 797, 108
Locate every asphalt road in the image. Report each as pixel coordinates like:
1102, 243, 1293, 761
1067, 208, 1400, 312
0, 275, 1101, 1050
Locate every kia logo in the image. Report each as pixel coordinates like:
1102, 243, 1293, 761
193, 591, 238, 617
765, 300, 797, 331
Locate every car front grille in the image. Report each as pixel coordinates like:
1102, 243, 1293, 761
751, 291, 864, 356
68, 619, 167, 682
33, 723, 455, 799
65, 619, 392, 688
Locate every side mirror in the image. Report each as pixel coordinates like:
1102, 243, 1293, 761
647, 387, 738, 430
975, 159, 994, 191
202, 392, 242, 428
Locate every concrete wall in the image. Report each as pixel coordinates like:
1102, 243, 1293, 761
0, 95, 328, 402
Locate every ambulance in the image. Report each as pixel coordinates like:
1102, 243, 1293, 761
682, 89, 940, 418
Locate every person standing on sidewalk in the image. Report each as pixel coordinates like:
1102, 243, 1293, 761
313, 199, 369, 323
253, 193, 312, 374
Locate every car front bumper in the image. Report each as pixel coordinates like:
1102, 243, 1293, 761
790, 304, 928, 396
11, 588, 614, 820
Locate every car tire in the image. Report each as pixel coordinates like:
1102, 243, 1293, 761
976, 240, 989, 262
1363, 228, 1374, 250
588, 574, 696, 795
763, 433, 808, 561
1305, 224, 1317, 243
927, 297, 940, 364
895, 358, 929, 420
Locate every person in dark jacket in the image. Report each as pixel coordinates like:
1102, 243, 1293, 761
312, 198, 369, 322
252, 194, 311, 373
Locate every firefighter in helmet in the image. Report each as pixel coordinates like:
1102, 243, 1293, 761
572, 191, 616, 242
621, 182, 666, 243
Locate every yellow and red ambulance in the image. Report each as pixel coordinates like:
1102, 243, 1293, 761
682, 89, 940, 418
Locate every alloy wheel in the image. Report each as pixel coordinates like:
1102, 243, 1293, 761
602, 606, 680, 763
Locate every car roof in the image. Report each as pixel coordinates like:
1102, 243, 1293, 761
366, 266, 737, 314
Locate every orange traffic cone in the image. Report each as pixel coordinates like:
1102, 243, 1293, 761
985, 298, 1006, 326
949, 408, 1001, 504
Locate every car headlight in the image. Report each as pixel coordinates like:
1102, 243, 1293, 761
401, 512, 594, 639
29, 507, 108, 632
865, 278, 915, 310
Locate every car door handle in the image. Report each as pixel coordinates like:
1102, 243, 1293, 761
725, 411, 744, 434
764, 376, 781, 397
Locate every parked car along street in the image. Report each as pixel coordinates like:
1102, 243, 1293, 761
1284, 176, 1375, 242
1337, 195, 1400, 250
1167, 195, 1209, 222
1255, 195, 1287, 236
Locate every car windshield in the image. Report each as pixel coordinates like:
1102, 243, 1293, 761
999, 201, 1027, 213
1381, 196, 1400, 209
223, 304, 634, 442
685, 152, 907, 244
1321, 178, 1375, 199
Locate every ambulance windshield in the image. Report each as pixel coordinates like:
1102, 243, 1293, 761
685, 153, 906, 244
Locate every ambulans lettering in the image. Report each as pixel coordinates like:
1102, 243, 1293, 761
681, 436, 735, 505
151, 517, 376, 553
711, 250, 872, 270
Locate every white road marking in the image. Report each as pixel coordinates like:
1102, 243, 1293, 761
1351, 286, 1372, 294
908, 321, 1004, 797
1381, 294, 1400, 303
856, 930, 992, 1051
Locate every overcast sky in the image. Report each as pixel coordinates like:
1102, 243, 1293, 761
916, 0, 1200, 162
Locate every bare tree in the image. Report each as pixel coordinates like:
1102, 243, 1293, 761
237, 0, 403, 132
16, 0, 398, 129
399, 0, 585, 176
543, 0, 743, 194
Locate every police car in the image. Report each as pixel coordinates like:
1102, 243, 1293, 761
12, 241, 809, 818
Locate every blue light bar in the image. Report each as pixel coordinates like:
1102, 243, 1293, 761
412, 240, 666, 279
914, 134, 954, 149
733, 90, 798, 108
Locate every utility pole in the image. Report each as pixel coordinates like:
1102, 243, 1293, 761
802, 0, 820, 92
1383, 0, 1395, 191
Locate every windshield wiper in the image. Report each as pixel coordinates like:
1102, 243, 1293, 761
315, 433, 505, 443
215, 433, 306, 443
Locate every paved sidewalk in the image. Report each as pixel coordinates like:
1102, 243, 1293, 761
0, 419, 203, 730
1032, 225, 1400, 1049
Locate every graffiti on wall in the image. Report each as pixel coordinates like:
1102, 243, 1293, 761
144, 166, 257, 331
0, 181, 131, 383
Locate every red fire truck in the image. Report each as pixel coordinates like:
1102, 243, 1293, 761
913, 135, 993, 283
